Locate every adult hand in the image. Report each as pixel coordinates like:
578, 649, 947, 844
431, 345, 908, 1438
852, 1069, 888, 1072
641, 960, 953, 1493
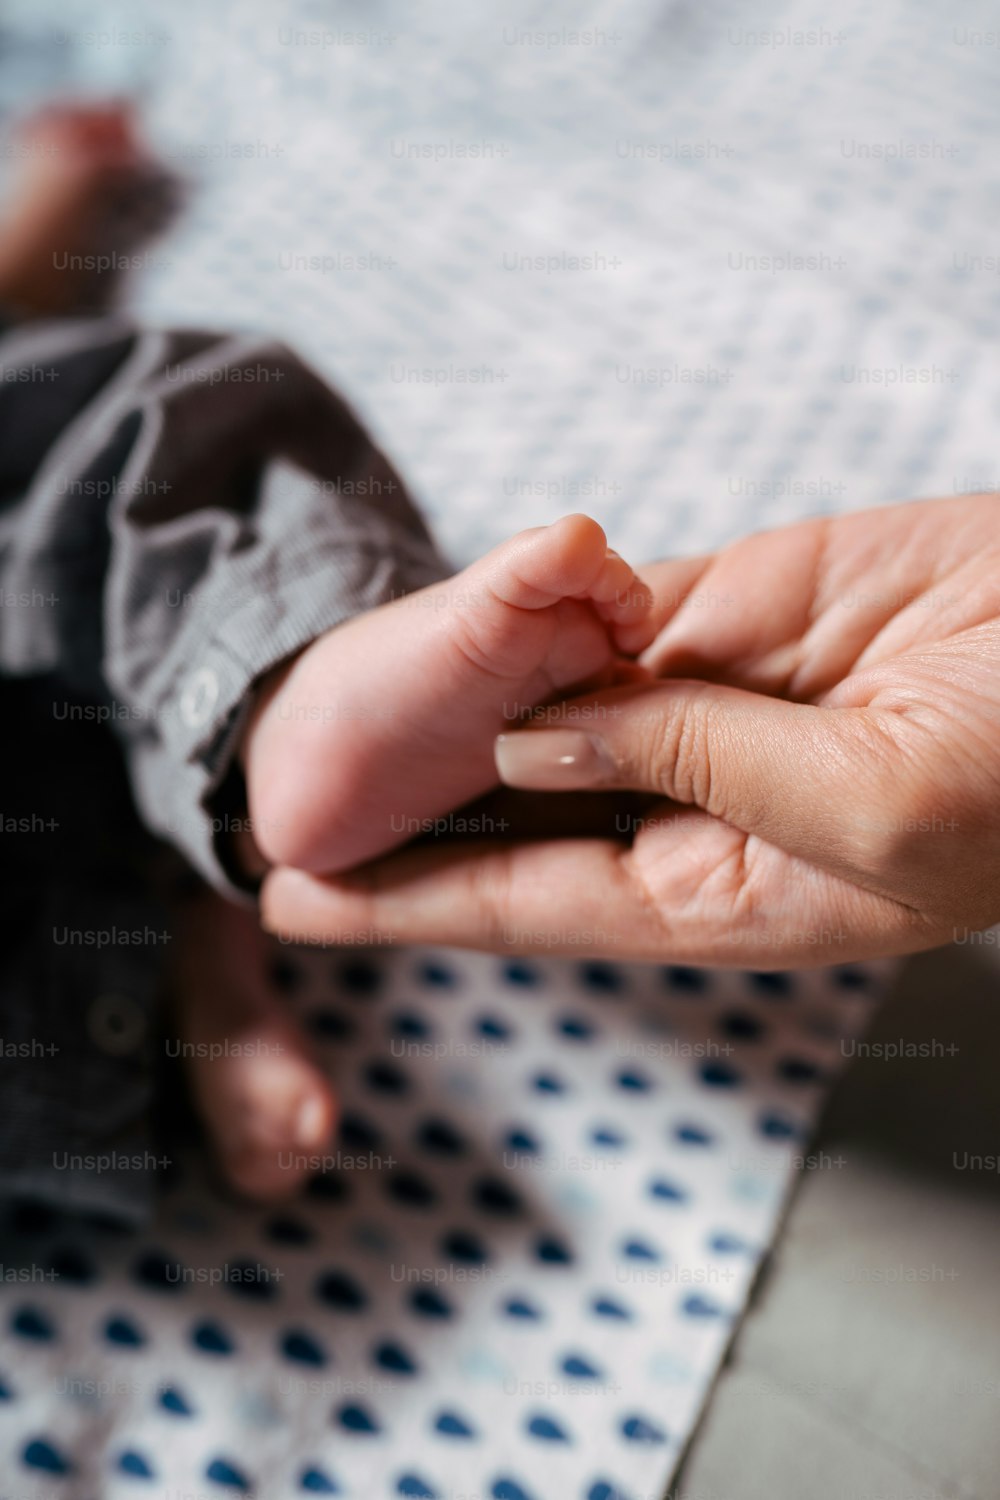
261, 495, 1000, 966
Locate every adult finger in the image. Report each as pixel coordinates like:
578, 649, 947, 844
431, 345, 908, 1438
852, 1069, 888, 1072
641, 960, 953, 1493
259, 815, 934, 966
261, 840, 640, 955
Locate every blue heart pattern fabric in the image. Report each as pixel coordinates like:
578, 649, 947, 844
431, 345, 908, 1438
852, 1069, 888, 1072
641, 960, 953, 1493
0, 948, 883, 1498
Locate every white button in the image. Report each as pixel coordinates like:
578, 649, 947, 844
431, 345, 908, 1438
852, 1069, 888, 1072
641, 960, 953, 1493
180, 667, 219, 728
87, 993, 146, 1056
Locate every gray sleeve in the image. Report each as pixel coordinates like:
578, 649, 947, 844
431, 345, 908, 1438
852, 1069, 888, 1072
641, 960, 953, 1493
0, 317, 451, 893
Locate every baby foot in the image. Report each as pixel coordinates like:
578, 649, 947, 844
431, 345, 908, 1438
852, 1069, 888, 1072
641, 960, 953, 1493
245, 514, 654, 874
0, 102, 175, 318
169, 885, 336, 1200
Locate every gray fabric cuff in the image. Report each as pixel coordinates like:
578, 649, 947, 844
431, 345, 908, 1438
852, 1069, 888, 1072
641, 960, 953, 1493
130, 523, 451, 898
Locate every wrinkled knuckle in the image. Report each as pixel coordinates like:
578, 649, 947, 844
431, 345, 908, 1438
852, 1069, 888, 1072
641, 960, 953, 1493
656, 693, 716, 808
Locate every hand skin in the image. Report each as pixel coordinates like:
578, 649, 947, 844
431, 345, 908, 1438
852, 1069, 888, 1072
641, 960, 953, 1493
259, 494, 1000, 967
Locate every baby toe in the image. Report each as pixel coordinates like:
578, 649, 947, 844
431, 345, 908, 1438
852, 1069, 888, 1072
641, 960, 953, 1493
589, 559, 654, 629
212, 1064, 336, 1202
481, 514, 609, 608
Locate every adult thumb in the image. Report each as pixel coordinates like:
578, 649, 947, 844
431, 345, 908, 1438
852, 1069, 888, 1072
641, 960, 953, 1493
495, 679, 917, 887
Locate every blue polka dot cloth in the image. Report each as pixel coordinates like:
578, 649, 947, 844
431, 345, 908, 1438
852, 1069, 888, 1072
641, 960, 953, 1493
0, 949, 886, 1499
1, 0, 994, 1490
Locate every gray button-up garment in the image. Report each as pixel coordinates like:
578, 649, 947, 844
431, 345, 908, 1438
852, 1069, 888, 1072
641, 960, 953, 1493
0, 316, 449, 1223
